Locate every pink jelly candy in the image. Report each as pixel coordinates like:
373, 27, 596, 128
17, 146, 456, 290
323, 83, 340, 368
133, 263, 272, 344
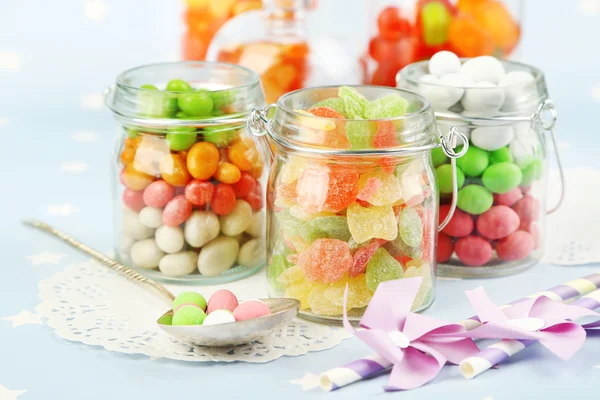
437, 232, 454, 263
476, 205, 520, 240
299, 238, 353, 283
207, 289, 239, 314
122, 188, 145, 212
496, 230, 535, 261
455, 235, 493, 266
512, 194, 540, 222
162, 195, 193, 226
233, 300, 271, 321
356, 178, 383, 201
297, 166, 359, 213
143, 180, 175, 208
493, 187, 522, 207
349, 240, 384, 277
439, 204, 474, 237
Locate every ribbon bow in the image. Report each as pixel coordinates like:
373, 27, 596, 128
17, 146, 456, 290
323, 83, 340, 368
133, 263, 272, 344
462, 287, 600, 360
343, 277, 479, 391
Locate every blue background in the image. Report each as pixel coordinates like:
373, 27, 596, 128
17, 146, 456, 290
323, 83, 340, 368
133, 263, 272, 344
1, 0, 599, 399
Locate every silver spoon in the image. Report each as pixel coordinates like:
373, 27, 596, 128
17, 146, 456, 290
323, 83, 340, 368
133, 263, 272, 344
23, 219, 300, 347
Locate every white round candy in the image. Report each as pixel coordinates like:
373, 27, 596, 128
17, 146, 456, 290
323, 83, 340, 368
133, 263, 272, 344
471, 126, 514, 151
184, 211, 220, 248
158, 251, 198, 277
155, 225, 184, 254
499, 71, 536, 111
461, 82, 505, 113
237, 239, 266, 268
130, 239, 164, 269
139, 207, 163, 228
219, 199, 252, 236
460, 56, 505, 84
198, 236, 239, 277
122, 207, 154, 240
244, 212, 264, 238
419, 73, 471, 111
119, 235, 136, 256
203, 309, 235, 326
428, 51, 461, 78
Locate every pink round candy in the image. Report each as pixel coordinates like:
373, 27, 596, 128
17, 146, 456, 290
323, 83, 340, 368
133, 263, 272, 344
476, 206, 520, 240
520, 221, 541, 250
439, 205, 474, 238
119, 168, 127, 185
122, 188, 145, 212
455, 236, 493, 266
520, 185, 532, 194
207, 289, 239, 314
512, 194, 540, 222
496, 230, 535, 261
162, 195, 193, 227
493, 187, 522, 207
143, 180, 175, 208
437, 232, 453, 263
233, 300, 272, 321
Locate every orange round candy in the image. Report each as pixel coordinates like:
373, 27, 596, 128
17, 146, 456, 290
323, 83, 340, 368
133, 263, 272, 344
187, 142, 220, 180
214, 161, 241, 184
120, 147, 136, 166
472, 1, 520, 54
227, 137, 258, 172
159, 153, 192, 187
123, 164, 154, 191
448, 13, 494, 57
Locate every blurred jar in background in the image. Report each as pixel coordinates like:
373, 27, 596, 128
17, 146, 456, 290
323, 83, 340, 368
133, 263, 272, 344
182, 0, 262, 60
363, 0, 521, 86
206, 0, 361, 104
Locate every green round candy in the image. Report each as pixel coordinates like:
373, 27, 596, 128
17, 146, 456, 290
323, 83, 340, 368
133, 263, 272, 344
140, 84, 158, 90
456, 146, 489, 177
482, 162, 522, 194
173, 291, 207, 311
489, 147, 513, 164
178, 91, 214, 117
202, 127, 237, 148
166, 126, 197, 151
126, 128, 139, 138
158, 314, 173, 325
435, 164, 465, 194
432, 147, 449, 167
520, 158, 543, 186
175, 111, 188, 118
211, 90, 233, 111
139, 87, 178, 118
166, 79, 193, 92
457, 185, 493, 215
172, 305, 206, 326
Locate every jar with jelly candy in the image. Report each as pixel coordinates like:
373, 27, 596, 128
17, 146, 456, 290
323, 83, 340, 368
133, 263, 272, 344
105, 62, 268, 284
398, 53, 564, 278
247, 85, 467, 323
362, 0, 522, 86
206, 0, 361, 104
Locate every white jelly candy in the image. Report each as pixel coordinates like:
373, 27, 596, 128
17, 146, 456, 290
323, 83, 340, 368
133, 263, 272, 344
130, 239, 164, 269
184, 211, 220, 248
159, 251, 198, 277
139, 207, 163, 229
203, 309, 235, 325
245, 211, 264, 238
155, 225, 185, 254
471, 126, 514, 151
499, 71, 536, 110
220, 199, 253, 236
122, 207, 154, 240
461, 81, 505, 113
198, 236, 239, 276
428, 51, 461, 78
460, 56, 505, 84
237, 239, 266, 268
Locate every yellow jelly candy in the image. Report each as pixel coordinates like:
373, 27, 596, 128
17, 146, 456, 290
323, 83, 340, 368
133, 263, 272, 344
279, 155, 307, 184
404, 260, 433, 311
357, 171, 402, 206
324, 274, 374, 310
289, 205, 336, 222
347, 202, 398, 244
285, 280, 314, 310
277, 265, 305, 288
295, 109, 336, 131
308, 283, 343, 316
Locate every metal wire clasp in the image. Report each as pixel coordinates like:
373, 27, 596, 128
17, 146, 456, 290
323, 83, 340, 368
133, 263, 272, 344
247, 104, 277, 137
438, 125, 469, 231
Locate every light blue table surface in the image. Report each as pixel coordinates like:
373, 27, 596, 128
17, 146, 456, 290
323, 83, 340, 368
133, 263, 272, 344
1, 0, 600, 399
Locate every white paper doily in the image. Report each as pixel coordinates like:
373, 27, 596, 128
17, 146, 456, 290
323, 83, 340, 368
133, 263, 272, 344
36, 261, 351, 363
543, 168, 600, 265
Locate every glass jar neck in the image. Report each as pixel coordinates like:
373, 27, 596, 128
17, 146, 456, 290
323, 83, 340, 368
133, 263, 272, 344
262, 0, 311, 37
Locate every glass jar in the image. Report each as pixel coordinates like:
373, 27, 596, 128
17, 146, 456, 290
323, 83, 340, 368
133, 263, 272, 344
105, 62, 268, 284
248, 85, 467, 323
362, 0, 522, 86
206, 0, 361, 104
398, 59, 563, 278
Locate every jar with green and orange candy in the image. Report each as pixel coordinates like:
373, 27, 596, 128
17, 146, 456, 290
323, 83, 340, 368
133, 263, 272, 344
106, 62, 268, 283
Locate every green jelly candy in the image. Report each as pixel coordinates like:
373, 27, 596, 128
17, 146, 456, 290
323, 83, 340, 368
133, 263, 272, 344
172, 305, 206, 326
299, 216, 352, 243
387, 236, 423, 259
178, 90, 214, 117
338, 86, 368, 118
314, 97, 347, 116
520, 158, 543, 186
267, 239, 293, 290
421, 1, 452, 46
364, 94, 409, 119
346, 118, 377, 149
432, 147, 449, 167
202, 127, 237, 148
166, 127, 197, 151
399, 207, 423, 247
366, 248, 404, 291
435, 164, 465, 194
138, 86, 178, 118
173, 292, 207, 311
489, 147, 513, 164
166, 79, 193, 92
276, 210, 305, 236
158, 314, 173, 325
457, 185, 493, 215
456, 145, 489, 177
482, 162, 522, 194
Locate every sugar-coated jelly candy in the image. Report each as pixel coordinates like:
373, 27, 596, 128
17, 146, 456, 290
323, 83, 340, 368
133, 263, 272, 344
496, 230, 534, 261
143, 180, 175, 208
455, 235, 493, 266
437, 232, 453, 262
296, 165, 359, 213
403, 260, 433, 310
439, 204, 474, 237
365, 248, 404, 291
350, 240, 384, 277
357, 171, 401, 206
482, 162, 522, 194
309, 274, 373, 316
364, 94, 409, 119
338, 86, 368, 119
476, 205, 520, 240
457, 185, 493, 215
512, 194, 540, 222
456, 145, 489, 177
276, 209, 305, 237
356, 177, 383, 202
298, 238, 353, 283
187, 142, 220, 180
399, 207, 423, 247
347, 202, 398, 244
373, 121, 399, 149
346, 119, 377, 150
493, 187, 522, 207
298, 216, 352, 243
277, 265, 305, 289
307, 107, 350, 149
162, 195, 193, 227
436, 164, 465, 194
285, 280, 314, 310
313, 97, 347, 117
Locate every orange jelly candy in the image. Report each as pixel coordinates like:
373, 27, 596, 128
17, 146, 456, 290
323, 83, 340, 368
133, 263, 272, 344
187, 142, 220, 180
159, 153, 192, 187
448, 12, 494, 57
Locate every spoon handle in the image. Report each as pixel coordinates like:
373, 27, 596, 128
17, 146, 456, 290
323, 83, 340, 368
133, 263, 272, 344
22, 219, 175, 302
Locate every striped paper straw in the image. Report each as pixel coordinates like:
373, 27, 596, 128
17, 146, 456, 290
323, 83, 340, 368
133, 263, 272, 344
318, 273, 600, 392
460, 288, 600, 379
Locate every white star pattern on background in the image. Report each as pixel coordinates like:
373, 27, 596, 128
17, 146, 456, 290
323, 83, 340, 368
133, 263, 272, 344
0, 385, 27, 400
288, 373, 320, 391
0, 51, 22, 71
72, 131, 98, 142
25, 252, 65, 265
60, 161, 88, 174
47, 203, 80, 216
81, 93, 104, 110
84, 0, 110, 22
0, 116, 8, 128
579, 0, 600, 14
2, 311, 43, 328
591, 86, 600, 101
